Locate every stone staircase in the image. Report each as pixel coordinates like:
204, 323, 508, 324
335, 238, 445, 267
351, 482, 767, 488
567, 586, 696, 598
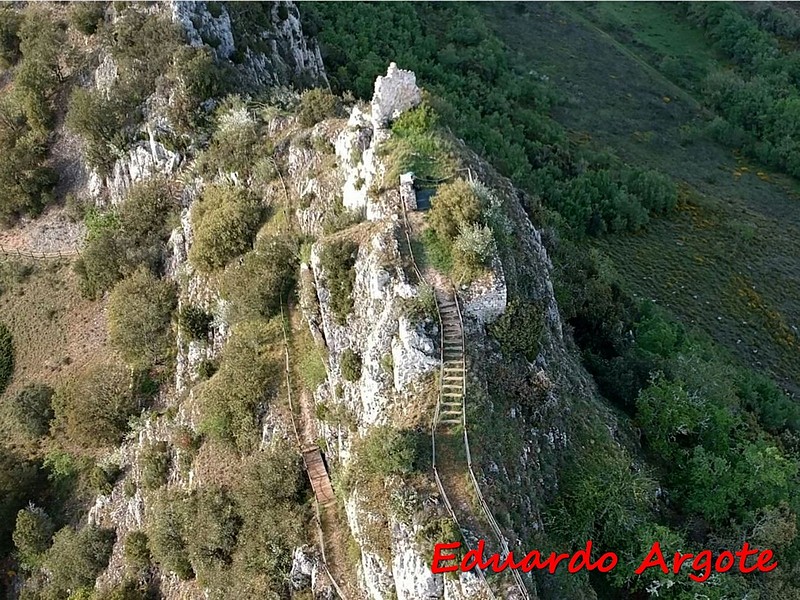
436, 289, 465, 429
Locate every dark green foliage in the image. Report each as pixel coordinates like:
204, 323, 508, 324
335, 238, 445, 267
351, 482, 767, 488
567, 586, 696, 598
69, 2, 105, 35
297, 88, 342, 127
220, 236, 297, 322
140, 441, 170, 490
12, 506, 54, 570
680, 3, 800, 179
0, 96, 57, 225
0, 7, 21, 68
124, 530, 151, 572
198, 320, 282, 452
340, 348, 361, 382
148, 492, 193, 580
489, 300, 544, 362
65, 87, 130, 177
108, 268, 177, 370
89, 464, 120, 496
319, 240, 358, 325
52, 363, 139, 447
0, 447, 41, 559
39, 526, 115, 600
6, 384, 54, 439
75, 180, 180, 297
185, 487, 241, 586
189, 185, 263, 272
179, 305, 213, 341
0, 322, 12, 395
304, 3, 675, 238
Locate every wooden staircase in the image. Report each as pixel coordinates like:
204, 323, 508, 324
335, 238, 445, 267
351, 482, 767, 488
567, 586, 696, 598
436, 288, 465, 429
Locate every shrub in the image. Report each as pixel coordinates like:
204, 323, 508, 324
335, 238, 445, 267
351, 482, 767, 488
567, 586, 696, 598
452, 222, 494, 282
69, 2, 105, 35
140, 441, 170, 490
13, 506, 54, 569
489, 300, 544, 362
168, 46, 234, 133
319, 240, 358, 325
0, 99, 57, 224
14, 8, 64, 133
52, 363, 139, 447
108, 268, 177, 370
196, 108, 263, 179
198, 320, 283, 452
5, 383, 54, 439
179, 305, 213, 341
185, 487, 241, 585
40, 526, 115, 599
428, 179, 483, 242
355, 427, 427, 479
65, 87, 129, 176
189, 185, 263, 272
124, 531, 151, 572
0, 8, 21, 68
220, 237, 297, 321
89, 464, 120, 495
298, 88, 342, 127
340, 349, 362, 382
0, 322, 13, 395
75, 180, 179, 297
148, 493, 193, 579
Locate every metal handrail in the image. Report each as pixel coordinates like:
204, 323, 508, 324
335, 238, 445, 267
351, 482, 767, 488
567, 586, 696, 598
452, 289, 531, 600
278, 298, 348, 600
400, 188, 497, 600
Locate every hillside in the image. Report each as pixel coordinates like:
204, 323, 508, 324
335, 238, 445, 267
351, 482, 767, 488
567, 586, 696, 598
0, 3, 798, 600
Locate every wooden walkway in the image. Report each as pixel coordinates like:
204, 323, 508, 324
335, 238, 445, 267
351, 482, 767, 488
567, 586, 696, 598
303, 445, 336, 507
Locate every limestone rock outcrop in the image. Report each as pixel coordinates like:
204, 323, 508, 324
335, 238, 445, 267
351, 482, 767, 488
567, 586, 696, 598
371, 62, 422, 129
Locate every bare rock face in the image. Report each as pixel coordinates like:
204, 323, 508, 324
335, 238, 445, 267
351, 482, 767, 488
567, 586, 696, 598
94, 53, 118, 98
94, 133, 182, 206
171, 1, 235, 59
371, 62, 422, 129
171, 0, 326, 90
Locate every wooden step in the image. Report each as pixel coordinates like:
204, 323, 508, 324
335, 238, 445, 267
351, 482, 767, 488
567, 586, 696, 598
439, 419, 460, 425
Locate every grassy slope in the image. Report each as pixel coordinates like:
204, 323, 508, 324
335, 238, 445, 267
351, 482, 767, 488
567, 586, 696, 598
0, 259, 110, 451
483, 2, 800, 395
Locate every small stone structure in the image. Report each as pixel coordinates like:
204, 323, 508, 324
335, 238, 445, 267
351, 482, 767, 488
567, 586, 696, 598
371, 62, 422, 129
399, 172, 417, 210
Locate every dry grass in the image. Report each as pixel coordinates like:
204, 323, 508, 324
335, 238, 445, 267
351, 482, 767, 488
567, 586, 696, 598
0, 258, 110, 399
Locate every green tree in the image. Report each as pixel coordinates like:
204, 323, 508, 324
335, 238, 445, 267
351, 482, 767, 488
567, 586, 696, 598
220, 237, 297, 321
52, 363, 139, 447
12, 506, 54, 569
40, 526, 115, 600
6, 383, 54, 439
319, 240, 359, 325
108, 268, 177, 369
189, 186, 263, 272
